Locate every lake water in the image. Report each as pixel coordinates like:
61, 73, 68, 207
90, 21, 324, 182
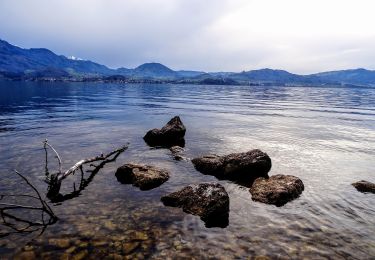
0, 81, 374, 259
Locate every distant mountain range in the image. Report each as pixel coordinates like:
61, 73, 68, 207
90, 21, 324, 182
1, 39, 375, 87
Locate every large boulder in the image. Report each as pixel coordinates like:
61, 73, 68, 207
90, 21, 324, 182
115, 164, 169, 190
192, 149, 271, 182
161, 183, 229, 228
352, 180, 375, 194
144, 116, 186, 147
249, 174, 304, 206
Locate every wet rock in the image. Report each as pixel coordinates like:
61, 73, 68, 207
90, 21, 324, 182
104, 220, 116, 231
250, 174, 304, 206
15, 251, 36, 260
352, 180, 375, 193
123, 242, 140, 254
115, 163, 169, 190
48, 238, 71, 248
65, 246, 77, 254
72, 250, 88, 260
169, 146, 186, 161
161, 183, 229, 228
144, 116, 186, 147
192, 149, 271, 183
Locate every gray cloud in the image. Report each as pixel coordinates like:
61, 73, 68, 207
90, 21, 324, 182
0, 0, 374, 73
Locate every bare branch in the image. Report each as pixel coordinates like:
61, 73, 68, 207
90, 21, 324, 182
56, 143, 129, 182
48, 144, 127, 203
43, 139, 62, 174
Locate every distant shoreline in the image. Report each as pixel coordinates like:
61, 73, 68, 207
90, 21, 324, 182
0, 76, 368, 88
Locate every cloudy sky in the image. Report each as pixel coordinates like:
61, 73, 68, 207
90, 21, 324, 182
0, 0, 374, 73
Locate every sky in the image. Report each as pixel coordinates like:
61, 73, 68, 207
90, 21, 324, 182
0, 0, 374, 74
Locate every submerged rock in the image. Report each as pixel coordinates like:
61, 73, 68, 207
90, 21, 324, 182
115, 164, 169, 190
249, 174, 304, 206
352, 180, 375, 193
192, 149, 271, 183
169, 146, 186, 161
144, 116, 186, 147
161, 183, 229, 228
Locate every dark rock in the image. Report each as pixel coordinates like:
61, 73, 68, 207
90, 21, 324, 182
115, 163, 169, 190
192, 149, 271, 183
144, 116, 186, 147
169, 146, 186, 161
352, 180, 375, 193
249, 174, 304, 206
161, 183, 229, 228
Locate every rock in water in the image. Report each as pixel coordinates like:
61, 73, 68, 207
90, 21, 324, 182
352, 180, 375, 193
169, 145, 186, 161
115, 164, 169, 190
249, 174, 304, 206
192, 149, 271, 182
161, 183, 229, 228
144, 116, 186, 147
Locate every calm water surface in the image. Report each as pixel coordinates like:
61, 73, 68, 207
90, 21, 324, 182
0, 81, 374, 259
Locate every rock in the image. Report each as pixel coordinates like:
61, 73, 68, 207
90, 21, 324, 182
48, 238, 71, 248
123, 242, 140, 254
352, 180, 375, 193
72, 250, 88, 260
115, 163, 169, 190
15, 251, 36, 260
143, 116, 186, 147
161, 183, 229, 228
192, 149, 271, 183
249, 174, 304, 206
169, 146, 186, 161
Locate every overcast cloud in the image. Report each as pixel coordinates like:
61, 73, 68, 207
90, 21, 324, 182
0, 0, 374, 73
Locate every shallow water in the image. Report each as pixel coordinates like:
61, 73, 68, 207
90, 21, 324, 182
0, 81, 374, 259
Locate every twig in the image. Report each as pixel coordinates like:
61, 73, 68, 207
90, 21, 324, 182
43, 139, 62, 174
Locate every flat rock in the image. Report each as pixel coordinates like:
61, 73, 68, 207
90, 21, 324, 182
192, 149, 271, 183
161, 183, 229, 227
352, 180, 375, 193
250, 174, 304, 206
144, 116, 186, 147
115, 163, 169, 190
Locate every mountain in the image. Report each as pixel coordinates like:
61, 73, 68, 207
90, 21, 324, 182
229, 69, 303, 83
0, 39, 112, 78
176, 70, 205, 78
0, 38, 374, 86
312, 68, 375, 85
132, 62, 177, 79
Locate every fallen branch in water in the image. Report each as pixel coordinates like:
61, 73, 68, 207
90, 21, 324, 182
0, 170, 57, 238
49, 147, 125, 203
45, 141, 129, 198
43, 139, 62, 175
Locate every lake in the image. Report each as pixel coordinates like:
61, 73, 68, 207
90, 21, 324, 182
0, 81, 374, 259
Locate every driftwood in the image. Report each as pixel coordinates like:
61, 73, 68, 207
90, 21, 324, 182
0, 171, 57, 238
1, 141, 128, 237
44, 141, 129, 198
49, 147, 125, 203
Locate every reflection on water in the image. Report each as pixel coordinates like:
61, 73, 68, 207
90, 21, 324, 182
0, 81, 374, 259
